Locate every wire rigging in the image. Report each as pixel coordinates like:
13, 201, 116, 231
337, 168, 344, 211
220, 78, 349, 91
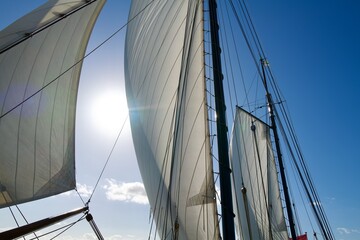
217, 0, 335, 239
87, 115, 129, 203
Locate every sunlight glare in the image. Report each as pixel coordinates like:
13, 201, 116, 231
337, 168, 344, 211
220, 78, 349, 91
91, 90, 128, 136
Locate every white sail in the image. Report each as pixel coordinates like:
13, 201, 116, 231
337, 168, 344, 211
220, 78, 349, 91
125, 0, 219, 239
0, 0, 105, 208
230, 107, 288, 240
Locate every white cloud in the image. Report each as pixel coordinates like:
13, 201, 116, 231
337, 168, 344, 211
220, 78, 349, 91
103, 179, 149, 205
107, 235, 124, 240
337, 227, 360, 235
82, 233, 97, 239
57, 233, 137, 240
60, 190, 73, 197
58, 183, 94, 198
76, 183, 94, 198
106, 234, 145, 240
338, 228, 351, 234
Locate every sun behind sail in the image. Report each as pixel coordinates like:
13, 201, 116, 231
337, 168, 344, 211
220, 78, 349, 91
125, 0, 219, 239
0, 0, 105, 208
230, 107, 288, 240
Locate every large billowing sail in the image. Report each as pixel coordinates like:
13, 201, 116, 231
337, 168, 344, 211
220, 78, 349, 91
230, 107, 288, 240
0, 0, 105, 208
125, 0, 219, 239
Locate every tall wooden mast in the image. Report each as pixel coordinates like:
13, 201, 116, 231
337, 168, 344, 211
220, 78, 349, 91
261, 59, 297, 239
208, 0, 236, 239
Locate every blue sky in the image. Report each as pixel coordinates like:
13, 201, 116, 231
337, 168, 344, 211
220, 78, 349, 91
249, 2, 360, 239
1, 1, 359, 240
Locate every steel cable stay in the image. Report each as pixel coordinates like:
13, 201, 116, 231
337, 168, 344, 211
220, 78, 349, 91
264, 55, 335, 238
266, 52, 335, 239
271, 95, 335, 240
218, 2, 277, 239
220, 0, 335, 239
35, 214, 86, 240
218, 0, 238, 121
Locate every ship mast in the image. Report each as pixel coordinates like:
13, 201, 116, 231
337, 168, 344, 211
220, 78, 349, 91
208, 0, 236, 239
261, 59, 297, 239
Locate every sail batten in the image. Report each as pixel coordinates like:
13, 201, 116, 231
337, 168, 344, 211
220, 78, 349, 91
0, 0, 106, 208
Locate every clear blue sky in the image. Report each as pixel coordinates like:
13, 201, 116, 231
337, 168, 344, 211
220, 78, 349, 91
1, 1, 359, 240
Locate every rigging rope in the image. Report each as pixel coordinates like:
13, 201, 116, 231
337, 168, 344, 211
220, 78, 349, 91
28, 214, 87, 240
0, 0, 155, 120
86, 115, 129, 204
216, 0, 335, 239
